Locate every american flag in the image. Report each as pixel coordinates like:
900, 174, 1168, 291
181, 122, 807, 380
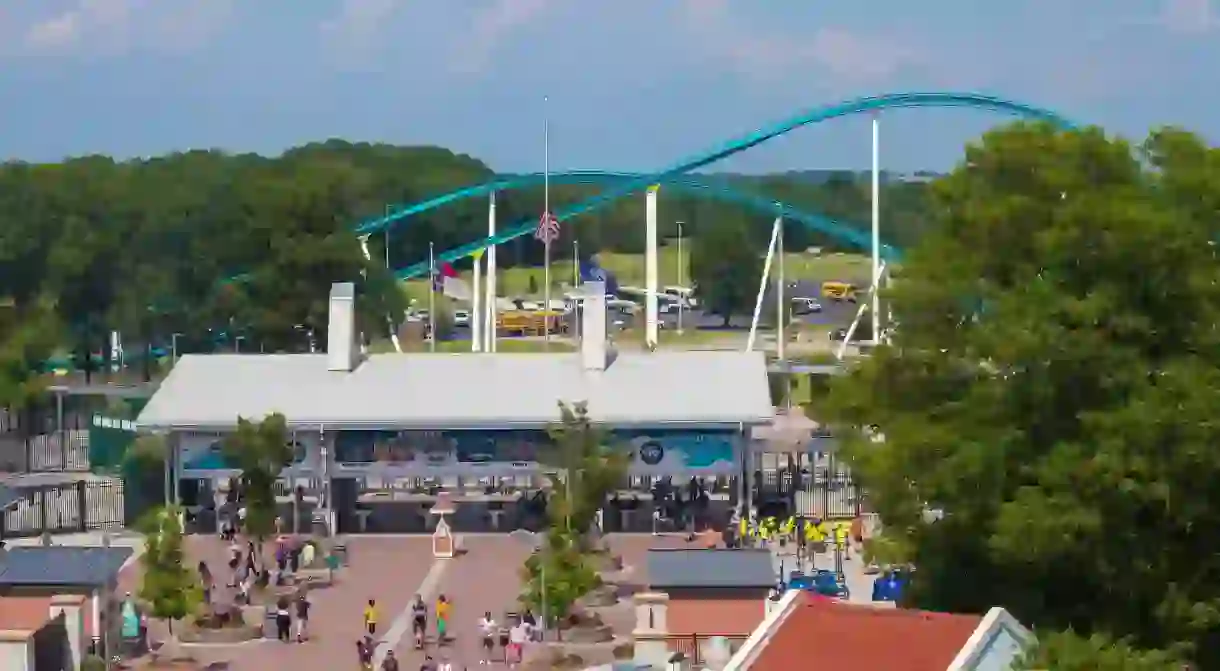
534, 211, 560, 245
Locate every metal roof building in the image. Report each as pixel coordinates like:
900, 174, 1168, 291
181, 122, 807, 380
646, 548, 777, 590
0, 546, 133, 587
136, 282, 773, 432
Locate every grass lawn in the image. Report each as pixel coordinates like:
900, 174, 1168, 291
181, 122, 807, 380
402, 247, 874, 303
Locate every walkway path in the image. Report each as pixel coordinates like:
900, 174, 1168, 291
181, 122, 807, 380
387, 536, 531, 669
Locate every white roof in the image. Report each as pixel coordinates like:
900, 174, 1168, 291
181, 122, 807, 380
136, 351, 773, 430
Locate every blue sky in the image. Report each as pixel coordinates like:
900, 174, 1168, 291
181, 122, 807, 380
1, 0, 1216, 172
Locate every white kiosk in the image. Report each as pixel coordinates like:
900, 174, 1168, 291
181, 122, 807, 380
430, 493, 457, 558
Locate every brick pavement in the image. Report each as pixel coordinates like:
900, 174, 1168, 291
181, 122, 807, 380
387, 536, 531, 669
117, 535, 436, 671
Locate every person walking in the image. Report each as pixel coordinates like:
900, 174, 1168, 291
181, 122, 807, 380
274, 597, 291, 642
364, 598, 380, 637
381, 649, 400, 671
478, 611, 496, 665
356, 636, 374, 671
293, 594, 310, 642
435, 594, 450, 644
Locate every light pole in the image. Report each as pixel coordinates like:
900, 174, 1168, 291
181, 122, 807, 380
676, 221, 685, 335
171, 333, 183, 366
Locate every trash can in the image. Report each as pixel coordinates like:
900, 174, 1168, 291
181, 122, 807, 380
262, 606, 278, 639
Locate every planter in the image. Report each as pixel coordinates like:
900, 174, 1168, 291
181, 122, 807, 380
577, 585, 618, 608
177, 623, 262, 644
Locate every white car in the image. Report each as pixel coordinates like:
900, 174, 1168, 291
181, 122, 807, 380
452, 310, 471, 327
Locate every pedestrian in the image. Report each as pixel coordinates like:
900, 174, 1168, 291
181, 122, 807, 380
410, 594, 427, 648
356, 636, 374, 671
508, 618, 528, 667
417, 654, 436, 671
380, 649, 400, 671
294, 593, 310, 642
364, 598, 380, 637
197, 561, 212, 604
435, 594, 450, 644
523, 608, 541, 642
274, 597, 291, 642
478, 611, 496, 665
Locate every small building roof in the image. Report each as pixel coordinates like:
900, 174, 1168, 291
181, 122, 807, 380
646, 549, 776, 590
136, 351, 774, 430
0, 546, 134, 587
736, 591, 991, 671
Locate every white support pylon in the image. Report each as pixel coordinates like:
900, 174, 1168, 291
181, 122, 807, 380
471, 250, 483, 352
645, 185, 660, 347
486, 192, 498, 353
746, 216, 782, 352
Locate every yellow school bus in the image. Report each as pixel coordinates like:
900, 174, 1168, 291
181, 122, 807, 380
821, 281, 858, 302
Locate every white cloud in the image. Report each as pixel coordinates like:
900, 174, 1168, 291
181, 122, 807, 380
448, 0, 555, 74
320, 0, 406, 61
19, 0, 231, 55
1158, 0, 1219, 34
676, 0, 916, 84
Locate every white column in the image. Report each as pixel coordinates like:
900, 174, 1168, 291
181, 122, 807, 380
486, 192, 498, 353
645, 185, 660, 346
871, 114, 882, 344
745, 217, 782, 352
776, 216, 785, 361
472, 252, 483, 352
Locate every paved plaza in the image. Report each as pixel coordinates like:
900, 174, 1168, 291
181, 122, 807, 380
101, 530, 883, 669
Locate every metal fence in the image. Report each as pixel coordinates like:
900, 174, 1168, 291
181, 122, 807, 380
24, 430, 91, 472
0, 479, 125, 538
668, 633, 748, 667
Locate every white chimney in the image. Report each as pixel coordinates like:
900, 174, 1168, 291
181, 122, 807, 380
327, 282, 357, 372
581, 281, 608, 371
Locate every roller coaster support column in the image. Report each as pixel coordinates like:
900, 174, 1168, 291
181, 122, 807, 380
746, 216, 782, 352
645, 185, 661, 347
486, 192, 498, 352
472, 249, 484, 352
870, 114, 883, 344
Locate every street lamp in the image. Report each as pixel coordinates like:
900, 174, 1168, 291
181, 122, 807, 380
509, 529, 548, 632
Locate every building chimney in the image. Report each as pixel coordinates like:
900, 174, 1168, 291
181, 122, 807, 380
327, 282, 357, 372
581, 281, 608, 371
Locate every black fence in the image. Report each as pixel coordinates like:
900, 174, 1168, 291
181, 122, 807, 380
1, 406, 96, 473
0, 479, 125, 539
755, 451, 862, 519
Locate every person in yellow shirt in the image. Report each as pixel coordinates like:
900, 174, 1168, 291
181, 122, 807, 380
435, 594, 451, 642
363, 598, 379, 636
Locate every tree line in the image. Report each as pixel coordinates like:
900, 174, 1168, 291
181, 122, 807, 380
0, 139, 932, 400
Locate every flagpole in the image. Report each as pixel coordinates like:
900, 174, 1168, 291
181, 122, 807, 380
573, 238, 580, 345
543, 94, 552, 350
428, 242, 436, 353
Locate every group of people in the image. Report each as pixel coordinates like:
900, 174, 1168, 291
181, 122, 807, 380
354, 594, 459, 670
730, 513, 865, 557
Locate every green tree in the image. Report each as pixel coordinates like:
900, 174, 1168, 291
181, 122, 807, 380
1020, 631, 1185, 671
689, 219, 764, 325
540, 401, 628, 543
826, 122, 1220, 667
138, 505, 201, 636
0, 300, 59, 412
222, 412, 293, 556
518, 534, 601, 628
